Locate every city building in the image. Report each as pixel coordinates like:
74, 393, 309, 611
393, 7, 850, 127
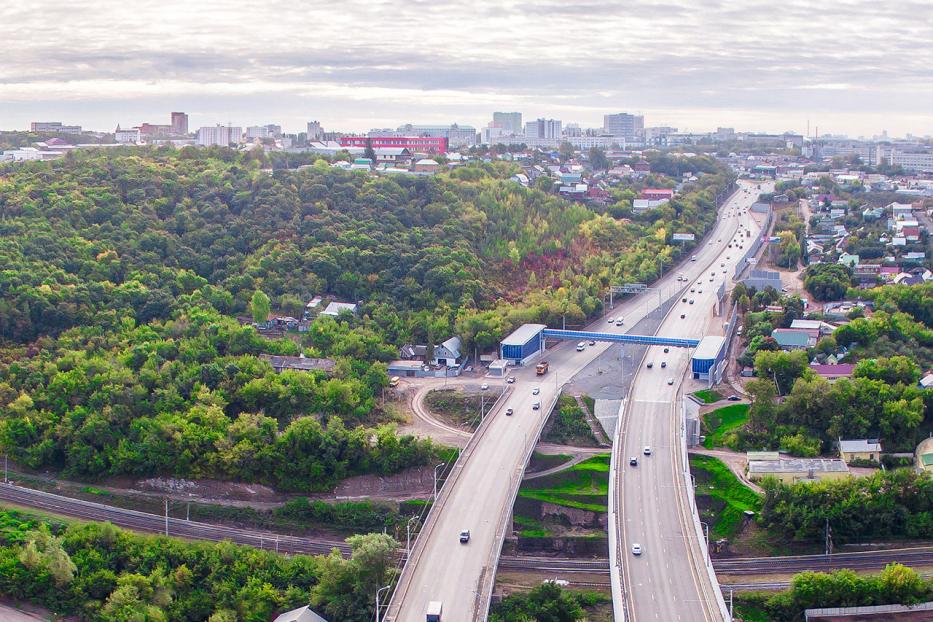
603, 112, 644, 142
196, 125, 243, 147
499, 324, 547, 365
30, 121, 82, 134
245, 124, 282, 140
171, 112, 189, 135
691, 336, 726, 381
523, 118, 562, 148
886, 149, 933, 173
838, 439, 882, 463
644, 126, 678, 146
307, 120, 325, 141
396, 123, 477, 148
114, 126, 141, 144
493, 112, 523, 134
339, 135, 448, 153
138, 123, 172, 137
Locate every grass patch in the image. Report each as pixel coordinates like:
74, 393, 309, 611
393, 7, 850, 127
582, 394, 596, 415
690, 454, 761, 540
694, 389, 724, 404
519, 455, 611, 513
425, 388, 499, 429
513, 515, 550, 538
528, 452, 572, 473
80, 486, 110, 496
542, 396, 599, 447
702, 404, 750, 449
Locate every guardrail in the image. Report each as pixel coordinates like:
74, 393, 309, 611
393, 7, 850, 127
734, 205, 773, 279
383, 387, 512, 621
475, 388, 562, 620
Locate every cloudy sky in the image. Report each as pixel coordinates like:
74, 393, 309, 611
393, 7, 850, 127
2, 0, 933, 137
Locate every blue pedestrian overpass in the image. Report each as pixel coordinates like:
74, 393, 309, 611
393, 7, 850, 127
540, 329, 700, 349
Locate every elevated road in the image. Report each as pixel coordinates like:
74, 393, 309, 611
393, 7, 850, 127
387, 181, 769, 621
611, 181, 769, 622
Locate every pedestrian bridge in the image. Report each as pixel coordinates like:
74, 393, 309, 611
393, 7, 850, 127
541, 328, 699, 348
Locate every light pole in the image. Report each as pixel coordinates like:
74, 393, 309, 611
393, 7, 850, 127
433, 463, 445, 500
375, 585, 391, 622
406, 516, 419, 555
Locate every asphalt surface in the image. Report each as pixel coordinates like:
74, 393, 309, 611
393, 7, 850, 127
614, 181, 769, 622
386, 224, 712, 620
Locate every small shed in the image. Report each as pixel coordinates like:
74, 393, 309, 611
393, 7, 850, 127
838, 439, 882, 463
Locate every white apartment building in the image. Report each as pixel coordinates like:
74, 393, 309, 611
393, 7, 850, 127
196, 125, 243, 147
886, 149, 933, 173
603, 113, 644, 142
492, 112, 522, 134
524, 118, 562, 140
114, 127, 141, 144
567, 135, 614, 149
306, 121, 324, 141
245, 125, 282, 140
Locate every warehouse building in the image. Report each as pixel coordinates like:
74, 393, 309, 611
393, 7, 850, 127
748, 458, 849, 484
691, 336, 725, 381
500, 324, 546, 365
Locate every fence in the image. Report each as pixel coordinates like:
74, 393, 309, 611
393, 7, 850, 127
734, 204, 773, 279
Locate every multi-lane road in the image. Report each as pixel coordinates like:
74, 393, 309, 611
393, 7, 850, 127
613, 181, 769, 622
387, 180, 772, 621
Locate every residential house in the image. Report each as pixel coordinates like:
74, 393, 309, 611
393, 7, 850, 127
862, 206, 884, 221
920, 373, 933, 390
879, 266, 901, 282
412, 158, 441, 173
771, 328, 818, 350
321, 302, 358, 317
433, 336, 462, 366
790, 319, 836, 335
838, 439, 882, 463
632, 198, 668, 213
640, 188, 674, 201
260, 354, 336, 374
889, 201, 914, 220
917, 437, 933, 474
272, 606, 328, 622
748, 458, 849, 484
901, 226, 921, 242
809, 364, 855, 381
837, 253, 859, 268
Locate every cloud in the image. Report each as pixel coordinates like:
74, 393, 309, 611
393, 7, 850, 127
1, 0, 932, 135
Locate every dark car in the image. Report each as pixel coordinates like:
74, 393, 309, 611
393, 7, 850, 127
727, 395, 741, 401
629, 457, 638, 466
505, 408, 514, 416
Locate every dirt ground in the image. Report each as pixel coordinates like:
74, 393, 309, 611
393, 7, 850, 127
0, 602, 53, 622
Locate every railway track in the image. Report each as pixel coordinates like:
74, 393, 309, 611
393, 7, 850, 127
3, 483, 931, 581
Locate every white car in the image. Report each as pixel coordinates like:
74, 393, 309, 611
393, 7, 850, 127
532, 387, 540, 395
632, 543, 642, 556
506, 376, 515, 384
608, 317, 615, 324
667, 378, 674, 385
643, 446, 652, 455
480, 383, 489, 391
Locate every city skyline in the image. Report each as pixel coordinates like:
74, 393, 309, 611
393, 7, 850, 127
2, 0, 933, 137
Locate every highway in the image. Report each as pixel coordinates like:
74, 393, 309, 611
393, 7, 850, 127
385, 182, 765, 621
612, 180, 770, 622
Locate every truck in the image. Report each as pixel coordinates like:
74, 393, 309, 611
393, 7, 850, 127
426, 601, 443, 622
535, 361, 549, 375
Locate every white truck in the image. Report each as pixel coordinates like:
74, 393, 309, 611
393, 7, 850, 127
426, 601, 443, 622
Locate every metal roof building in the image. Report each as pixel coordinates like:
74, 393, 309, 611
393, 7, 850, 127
691, 335, 725, 380
500, 324, 546, 365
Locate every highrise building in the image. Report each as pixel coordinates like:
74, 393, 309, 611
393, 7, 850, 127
603, 113, 645, 142
171, 112, 189, 135
396, 123, 477, 148
492, 112, 522, 134
196, 125, 242, 147
524, 118, 562, 139
307, 120, 324, 141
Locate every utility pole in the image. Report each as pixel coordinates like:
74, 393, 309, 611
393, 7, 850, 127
186, 502, 190, 521
375, 585, 391, 622
3, 453, 7, 484
825, 518, 833, 556
164, 497, 169, 536
433, 463, 445, 500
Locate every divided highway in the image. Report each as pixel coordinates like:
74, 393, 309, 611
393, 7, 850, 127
612, 180, 770, 622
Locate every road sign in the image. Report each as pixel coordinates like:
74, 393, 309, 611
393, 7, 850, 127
617, 283, 647, 294
672, 233, 695, 241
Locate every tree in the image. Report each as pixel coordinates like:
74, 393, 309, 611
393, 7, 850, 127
803, 264, 852, 302
854, 356, 921, 386
363, 138, 376, 163
558, 141, 575, 162
754, 350, 810, 396
250, 290, 271, 324
588, 146, 610, 171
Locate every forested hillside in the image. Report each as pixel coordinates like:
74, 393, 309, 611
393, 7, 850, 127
0, 147, 732, 488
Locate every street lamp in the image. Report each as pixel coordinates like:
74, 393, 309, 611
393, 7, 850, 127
433, 463, 445, 500
375, 585, 391, 622
406, 516, 419, 555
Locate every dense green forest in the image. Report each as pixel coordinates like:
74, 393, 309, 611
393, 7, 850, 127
0, 508, 394, 622
0, 147, 731, 488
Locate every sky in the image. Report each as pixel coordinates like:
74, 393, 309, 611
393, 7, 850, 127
2, 0, 933, 138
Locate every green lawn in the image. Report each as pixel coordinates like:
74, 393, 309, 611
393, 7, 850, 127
518, 454, 611, 513
690, 454, 761, 540
693, 389, 724, 404
702, 404, 750, 449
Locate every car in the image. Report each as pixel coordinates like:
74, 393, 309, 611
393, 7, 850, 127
646, 362, 653, 368
505, 408, 514, 416
588, 340, 596, 346
781, 287, 788, 293
689, 299, 695, 304
727, 395, 741, 401
682, 297, 687, 303
698, 289, 703, 293
532, 401, 540, 410
663, 347, 669, 353
667, 378, 674, 385
723, 270, 727, 274
459, 529, 470, 543
507, 376, 515, 384
690, 288, 695, 293
728, 244, 732, 248
632, 543, 642, 556
532, 387, 540, 395
680, 313, 686, 319
629, 457, 638, 466
616, 319, 624, 326
643, 446, 652, 455
710, 278, 714, 282
608, 317, 615, 323
481, 383, 489, 391
721, 263, 725, 267
660, 361, 667, 368
576, 342, 585, 352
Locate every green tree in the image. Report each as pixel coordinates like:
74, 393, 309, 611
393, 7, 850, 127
250, 290, 271, 324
